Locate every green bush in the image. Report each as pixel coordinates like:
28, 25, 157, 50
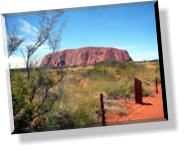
11, 71, 27, 115
106, 79, 134, 99
55, 97, 100, 129
106, 78, 152, 99
81, 66, 114, 80
10, 60, 160, 132
119, 79, 134, 98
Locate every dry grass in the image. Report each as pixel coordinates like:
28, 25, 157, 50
11, 60, 160, 131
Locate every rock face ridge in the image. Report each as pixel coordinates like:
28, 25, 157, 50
40, 46, 132, 67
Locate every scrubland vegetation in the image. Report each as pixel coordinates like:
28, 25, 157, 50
11, 60, 160, 133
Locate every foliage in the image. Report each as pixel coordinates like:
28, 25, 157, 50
11, 60, 160, 132
11, 71, 27, 115
81, 65, 114, 80
11, 68, 62, 132
105, 79, 134, 99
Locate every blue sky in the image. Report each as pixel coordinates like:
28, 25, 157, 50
5, 3, 159, 67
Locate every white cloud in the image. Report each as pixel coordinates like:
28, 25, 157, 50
9, 56, 41, 69
9, 56, 25, 69
19, 18, 38, 37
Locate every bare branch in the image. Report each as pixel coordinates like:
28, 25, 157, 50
7, 26, 24, 57
25, 11, 63, 79
47, 18, 68, 66
37, 87, 49, 111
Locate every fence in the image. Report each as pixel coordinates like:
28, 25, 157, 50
134, 78, 143, 104
100, 93, 106, 126
156, 77, 158, 94
99, 77, 158, 125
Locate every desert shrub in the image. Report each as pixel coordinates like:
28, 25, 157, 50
119, 79, 134, 98
94, 60, 131, 68
155, 62, 161, 83
142, 85, 152, 96
54, 97, 100, 129
14, 103, 34, 132
81, 66, 114, 80
70, 106, 95, 127
11, 71, 27, 115
115, 62, 145, 78
106, 79, 134, 99
82, 61, 146, 80
94, 66, 114, 78
106, 89, 120, 99
104, 99, 128, 116
106, 78, 152, 99
72, 98, 99, 127
11, 68, 64, 132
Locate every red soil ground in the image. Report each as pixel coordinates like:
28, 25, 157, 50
105, 83, 164, 123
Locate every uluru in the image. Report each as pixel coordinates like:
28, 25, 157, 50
40, 46, 132, 67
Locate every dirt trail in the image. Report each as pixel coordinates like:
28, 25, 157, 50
105, 83, 164, 123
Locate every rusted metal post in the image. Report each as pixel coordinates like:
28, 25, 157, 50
100, 93, 106, 126
134, 78, 143, 104
156, 77, 158, 94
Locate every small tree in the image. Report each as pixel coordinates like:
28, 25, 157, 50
23, 11, 63, 79
12, 10, 68, 132
13, 68, 64, 132
9, 11, 71, 131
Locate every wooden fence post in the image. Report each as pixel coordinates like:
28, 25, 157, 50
156, 77, 158, 94
100, 93, 106, 126
134, 78, 143, 104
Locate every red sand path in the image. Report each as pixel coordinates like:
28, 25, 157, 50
106, 84, 164, 123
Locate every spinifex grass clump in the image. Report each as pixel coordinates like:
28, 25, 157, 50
105, 78, 152, 100
81, 65, 114, 80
